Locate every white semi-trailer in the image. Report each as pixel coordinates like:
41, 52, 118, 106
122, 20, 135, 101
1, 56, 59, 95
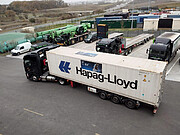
23, 47, 167, 114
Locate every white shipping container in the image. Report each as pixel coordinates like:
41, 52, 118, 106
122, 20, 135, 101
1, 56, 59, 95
143, 19, 159, 31
172, 18, 180, 31
47, 47, 167, 107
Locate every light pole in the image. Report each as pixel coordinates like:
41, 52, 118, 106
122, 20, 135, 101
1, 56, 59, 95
148, 0, 151, 12
131, 0, 134, 29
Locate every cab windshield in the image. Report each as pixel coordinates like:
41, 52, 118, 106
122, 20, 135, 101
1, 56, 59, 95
15, 46, 20, 50
150, 49, 166, 56
87, 34, 93, 39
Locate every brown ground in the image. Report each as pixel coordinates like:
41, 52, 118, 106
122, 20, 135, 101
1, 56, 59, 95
0, 3, 114, 32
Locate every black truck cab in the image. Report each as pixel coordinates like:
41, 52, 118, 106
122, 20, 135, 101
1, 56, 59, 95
96, 37, 122, 54
23, 45, 59, 81
148, 38, 171, 61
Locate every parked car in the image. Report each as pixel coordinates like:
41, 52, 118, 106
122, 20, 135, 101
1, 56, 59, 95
11, 42, 32, 56
84, 32, 97, 43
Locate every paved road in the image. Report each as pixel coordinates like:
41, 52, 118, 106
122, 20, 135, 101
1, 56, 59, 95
0, 56, 180, 135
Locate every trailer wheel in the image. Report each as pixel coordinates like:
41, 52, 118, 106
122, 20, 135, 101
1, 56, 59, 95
175, 51, 177, 57
58, 78, 66, 85
124, 51, 128, 56
71, 40, 75, 45
80, 37, 83, 41
124, 99, 136, 109
99, 91, 107, 100
111, 95, 121, 104
128, 47, 133, 54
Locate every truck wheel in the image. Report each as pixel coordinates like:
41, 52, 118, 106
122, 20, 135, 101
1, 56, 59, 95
99, 91, 107, 100
71, 40, 75, 45
32, 75, 39, 82
80, 37, 83, 41
124, 51, 128, 56
175, 51, 177, 57
111, 95, 121, 104
124, 99, 136, 109
17, 52, 20, 56
26, 73, 30, 79
128, 48, 133, 54
58, 79, 66, 85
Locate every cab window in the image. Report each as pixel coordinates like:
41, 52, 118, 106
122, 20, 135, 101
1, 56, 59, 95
20, 46, 24, 50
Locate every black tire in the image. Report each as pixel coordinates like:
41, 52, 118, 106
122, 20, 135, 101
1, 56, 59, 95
32, 75, 39, 82
174, 51, 177, 57
128, 47, 133, 54
58, 78, 66, 85
124, 99, 136, 109
99, 91, 107, 100
26, 73, 30, 79
124, 51, 128, 56
17, 52, 20, 56
71, 40, 75, 45
111, 95, 121, 104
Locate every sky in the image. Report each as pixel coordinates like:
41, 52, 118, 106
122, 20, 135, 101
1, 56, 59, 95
0, 0, 88, 5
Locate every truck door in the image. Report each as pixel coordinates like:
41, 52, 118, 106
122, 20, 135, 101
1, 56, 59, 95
20, 46, 25, 53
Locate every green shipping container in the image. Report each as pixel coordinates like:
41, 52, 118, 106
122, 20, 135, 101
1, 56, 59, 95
99, 19, 137, 29
80, 20, 96, 29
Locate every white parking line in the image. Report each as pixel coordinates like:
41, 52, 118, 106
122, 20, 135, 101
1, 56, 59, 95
24, 108, 44, 116
166, 57, 180, 76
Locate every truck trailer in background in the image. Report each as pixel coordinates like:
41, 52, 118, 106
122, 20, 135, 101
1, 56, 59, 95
96, 33, 154, 56
23, 47, 167, 114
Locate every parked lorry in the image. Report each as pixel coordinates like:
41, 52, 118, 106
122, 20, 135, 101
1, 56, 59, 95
148, 32, 180, 62
96, 33, 123, 54
23, 47, 167, 114
52, 23, 91, 45
96, 33, 154, 56
36, 25, 74, 41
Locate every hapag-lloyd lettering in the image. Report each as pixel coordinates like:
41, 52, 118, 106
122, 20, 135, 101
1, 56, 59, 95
76, 67, 138, 90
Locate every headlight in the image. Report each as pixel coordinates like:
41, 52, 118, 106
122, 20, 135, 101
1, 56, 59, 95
97, 47, 100, 51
